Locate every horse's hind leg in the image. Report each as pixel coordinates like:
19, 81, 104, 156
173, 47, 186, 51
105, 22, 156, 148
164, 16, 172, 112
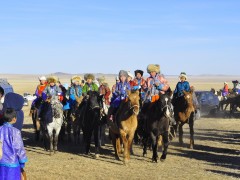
54, 128, 61, 153
160, 131, 169, 162
150, 133, 158, 163
93, 126, 100, 158
110, 131, 120, 160
120, 130, 129, 164
49, 133, 54, 155
189, 113, 194, 149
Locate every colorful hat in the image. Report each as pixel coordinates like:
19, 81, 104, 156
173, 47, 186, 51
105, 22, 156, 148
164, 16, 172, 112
179, 72, 187, 80
47, 76, 58, 83
147, 64, 160, 73
71, 75, 82, 83
84, 73, 95, 81
134, 70, 144, 77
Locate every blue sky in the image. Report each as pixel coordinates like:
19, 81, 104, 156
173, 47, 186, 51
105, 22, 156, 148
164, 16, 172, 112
0, 0, 240, 75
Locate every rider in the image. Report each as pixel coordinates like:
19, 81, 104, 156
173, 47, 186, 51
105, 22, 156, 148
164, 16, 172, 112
30, 76, 48, 112
127, 71, 137, 89
133, 69, 146, 103
42, 76, 62, 101
97, 76, 111, 106
222, 82, 229, 99
82, 74, 99, 96
108, 70, 131, 122
69, 75, 83, 110
144, 64, 170, 103
172, 72, 190, 104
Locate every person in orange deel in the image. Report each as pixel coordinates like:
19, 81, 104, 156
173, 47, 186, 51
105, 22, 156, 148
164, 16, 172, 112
144, 64, 170, 103
222, 82, 229, 98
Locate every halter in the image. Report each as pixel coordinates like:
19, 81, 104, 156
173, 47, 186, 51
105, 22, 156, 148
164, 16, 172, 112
161, 97, 171, 117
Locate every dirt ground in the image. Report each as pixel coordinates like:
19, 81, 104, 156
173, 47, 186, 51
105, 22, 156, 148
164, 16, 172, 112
2, 74, 240, 180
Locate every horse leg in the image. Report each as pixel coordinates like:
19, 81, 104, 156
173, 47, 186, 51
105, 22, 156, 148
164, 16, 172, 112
127, 132, 135, 158
54, 127, 61, 153
84, 130, 91, 155
67, 115, 72, 142
142, 134, 148, 157
120, 129, 129, 164
111, 131, 120, 160
178, 123, 184, 146
49, 132, 53, 155
160, 131, 169, 162
189, 113, 194, 149
94, 126, 100, 158
150, 132, 158, 163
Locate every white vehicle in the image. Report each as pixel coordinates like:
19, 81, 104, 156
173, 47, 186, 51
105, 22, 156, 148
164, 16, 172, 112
23, 92, 37, 101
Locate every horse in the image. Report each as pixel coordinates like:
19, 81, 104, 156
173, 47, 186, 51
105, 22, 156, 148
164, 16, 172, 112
140, 93, 172, 162
173, 90, 195, 149
80, 91, 102, 158
40, 97, 63, 155
109, 90, 140, 164
30, 97, 44, 141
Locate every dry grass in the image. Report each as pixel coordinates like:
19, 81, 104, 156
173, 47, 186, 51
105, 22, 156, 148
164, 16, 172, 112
1, 74, 240, 180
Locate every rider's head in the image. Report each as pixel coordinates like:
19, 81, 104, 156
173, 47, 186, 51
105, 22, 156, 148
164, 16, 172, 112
71, 75, 82, 86
47, 76, 58, 87
84, 74, 95, 84
39, 76, 47, 85
147, 64, 160, 77
97, 76, 105, 85
127, 71, 134, 82
119, 70, 128, 83
179, 72, 187, 82
134, 70, 144, 79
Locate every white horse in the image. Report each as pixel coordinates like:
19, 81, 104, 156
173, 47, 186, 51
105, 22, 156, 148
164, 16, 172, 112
42, 97, 63, 155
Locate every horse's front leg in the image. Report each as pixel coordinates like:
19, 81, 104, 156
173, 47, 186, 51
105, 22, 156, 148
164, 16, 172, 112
150, 132, 158, 163
120, 129, 128, 165
94, 125, 100, 158
160, 131, 169, 162
189, 113, 194, 149
127, 131, 135, 158
54, 126, 61, 153
49, 132, 53, 155
178, 123, 184, 146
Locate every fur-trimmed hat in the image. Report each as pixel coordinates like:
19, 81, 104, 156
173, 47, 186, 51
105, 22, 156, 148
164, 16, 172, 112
147, 64, 160, 73
179, 72, 187, 80
134, 70, 144, 77
97, 76, 105, 83
84, 73, 95, 81
47, 76, 58, 83
71, 75, 82, 83
115, 76, 119, 81
119, 70, 128, 78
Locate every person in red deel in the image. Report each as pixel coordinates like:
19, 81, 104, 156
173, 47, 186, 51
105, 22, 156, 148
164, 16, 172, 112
222, 82, 229, 98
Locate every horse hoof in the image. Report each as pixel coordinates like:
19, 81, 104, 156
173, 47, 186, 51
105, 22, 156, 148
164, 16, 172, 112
123, 159, 129, 165
160, 154, 166, 162
143, 153, 147, 157
152, 158, 158, 163
189, 145, 194, 149
115, 156, 121, 161
95, 154, 100, 159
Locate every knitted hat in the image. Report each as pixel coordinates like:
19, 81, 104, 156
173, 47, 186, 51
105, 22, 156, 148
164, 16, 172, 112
84, 73, 95, 81
71, 75, 82, 83
134, 70, 144, 77
179, 72, 187, 80
119, 70, 128, 78
47, 76, 58, 83
147, 64, 160, 73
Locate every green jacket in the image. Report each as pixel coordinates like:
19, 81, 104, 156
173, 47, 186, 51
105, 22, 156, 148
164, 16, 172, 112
82, 83, 99, 95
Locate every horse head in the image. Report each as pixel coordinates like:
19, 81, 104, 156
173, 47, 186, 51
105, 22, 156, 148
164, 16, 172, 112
183, 90, 193, 106
127, 90, 140, 115
87, 91, 101, 110
158, 93, 172, 118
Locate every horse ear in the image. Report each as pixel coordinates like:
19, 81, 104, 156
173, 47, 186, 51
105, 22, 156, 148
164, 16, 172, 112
127, 90, 131, 96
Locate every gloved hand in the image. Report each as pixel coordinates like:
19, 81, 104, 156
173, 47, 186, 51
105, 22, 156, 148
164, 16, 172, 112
157, 84, 164, 90
133, 86, 139, 90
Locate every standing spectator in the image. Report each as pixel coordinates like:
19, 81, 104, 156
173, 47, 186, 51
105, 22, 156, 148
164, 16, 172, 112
0, 108, 28, 179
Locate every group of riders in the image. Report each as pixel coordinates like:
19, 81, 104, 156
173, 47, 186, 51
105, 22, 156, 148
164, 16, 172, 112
221, 80, 240, 99
31, 64, 198, 140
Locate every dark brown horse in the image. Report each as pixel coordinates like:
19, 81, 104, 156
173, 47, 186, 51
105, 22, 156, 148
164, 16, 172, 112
110, 90, 140, 164
173, 90, 195, 149
141, 93, 172, 162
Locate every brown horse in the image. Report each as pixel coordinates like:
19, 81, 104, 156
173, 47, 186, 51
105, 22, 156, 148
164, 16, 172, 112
173, 90, 195, 149
110, 90, 140, 164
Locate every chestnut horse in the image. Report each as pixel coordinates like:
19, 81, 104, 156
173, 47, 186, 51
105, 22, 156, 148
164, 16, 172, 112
110, 90, 140, 164
173, 90, 195, 149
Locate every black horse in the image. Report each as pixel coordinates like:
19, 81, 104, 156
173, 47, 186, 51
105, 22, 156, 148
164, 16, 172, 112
140, 93, 172, 162
80, 91, 103, 158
